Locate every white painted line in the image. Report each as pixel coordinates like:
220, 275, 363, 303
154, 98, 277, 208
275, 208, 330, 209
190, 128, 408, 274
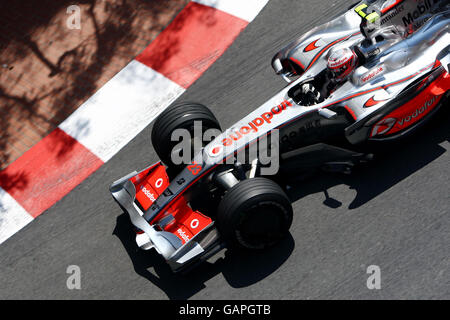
59, 60, 186, 162
193, 0, 269, 22
0, 187, 33, 245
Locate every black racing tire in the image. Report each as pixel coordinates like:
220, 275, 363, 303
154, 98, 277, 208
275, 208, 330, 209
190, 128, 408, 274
217, 178, 293, 250
151, 102, 221, 169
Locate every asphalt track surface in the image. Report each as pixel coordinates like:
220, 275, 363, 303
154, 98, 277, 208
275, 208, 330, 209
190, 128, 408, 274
1, 0, 449, 300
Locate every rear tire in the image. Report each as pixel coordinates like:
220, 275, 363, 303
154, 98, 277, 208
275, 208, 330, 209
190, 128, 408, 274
217, 178, 293, 250
151, 102, 221, 170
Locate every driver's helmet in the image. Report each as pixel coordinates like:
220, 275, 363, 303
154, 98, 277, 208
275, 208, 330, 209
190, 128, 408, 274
327, 48, 358, 82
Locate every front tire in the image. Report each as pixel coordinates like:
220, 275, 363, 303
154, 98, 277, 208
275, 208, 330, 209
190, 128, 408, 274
151, 102, 221, 170
217, 178, 293, 250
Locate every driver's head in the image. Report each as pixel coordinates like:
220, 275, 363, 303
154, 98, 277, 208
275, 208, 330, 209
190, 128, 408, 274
327, 48, 358, 82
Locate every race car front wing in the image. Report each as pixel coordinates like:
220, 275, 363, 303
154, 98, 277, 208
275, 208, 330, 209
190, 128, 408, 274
109, 163, 223, 273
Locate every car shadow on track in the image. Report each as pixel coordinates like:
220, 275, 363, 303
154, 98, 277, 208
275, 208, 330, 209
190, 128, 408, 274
286, 104, 450, 209
113, 213, 295, 300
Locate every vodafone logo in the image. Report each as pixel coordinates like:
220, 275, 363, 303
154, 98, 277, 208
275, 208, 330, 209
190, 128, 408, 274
141, 186, 156, 202
361, 67, 384, 83
177, 228, 190, 243
329, 56, 348, 69
208, 99, 293, 157
190, 219, 200, 229
397, 96, 436, 126
155, 178, 164, 189
371, 95, 438, 137
221, 100, 293, 147
208, 145, 223, 157
371, 118, 396, 137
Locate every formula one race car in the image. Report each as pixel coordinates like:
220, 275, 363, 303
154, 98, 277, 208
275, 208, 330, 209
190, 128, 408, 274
110, 0, 450, 273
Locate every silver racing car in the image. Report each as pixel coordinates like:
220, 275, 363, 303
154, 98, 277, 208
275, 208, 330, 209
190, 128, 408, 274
110, 0, 450, 273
